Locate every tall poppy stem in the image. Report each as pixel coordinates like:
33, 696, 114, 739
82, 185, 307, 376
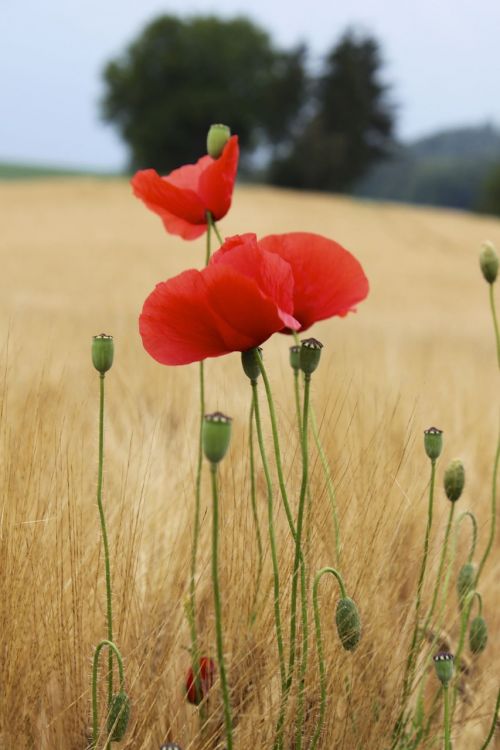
248, 396, 264, 622
96, 372, 114, 720
251, 381, 286, 690
207, 211, 224, 246
209, 462, 234, 749
92, 639, 125, 748
424, 502, 456, 629
443, 685, 452, 750
479, 687, 500, 750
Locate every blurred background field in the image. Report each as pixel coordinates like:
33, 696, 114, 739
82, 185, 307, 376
0, 178, 498, 747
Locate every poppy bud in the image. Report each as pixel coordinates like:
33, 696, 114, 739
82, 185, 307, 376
300, 338, 323, 376
161, 745, 183, 750
457, 562, 475, 607
241, 347, 262, 382
469, 616, 488, 654
202, 412, 232, 464
207, 124, 231, 159
424, 426, 443, 460
479, 241, 498, 284
335, 597, 361, 651
92, 333, 114, 374
186, 656, 216, 704
107, 690, 130, 741
444, 459, 465, 502
433, 652, 454, 686
289, 345, 301, 371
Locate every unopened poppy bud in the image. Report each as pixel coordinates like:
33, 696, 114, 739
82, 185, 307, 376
160, 745, 183, 750
289, 345, 301, 371
433, 652, 454, 686
92, 333, 114, 374
469, 615, 488, 654
241, 347, 262, 382
300, 338, 323, 376
457, 562, 475, 607
479, 241, 498, 284
202, 413, 232, 464
335, 597, 361, 651
444, 459, 465, 502
424, 427, 443, 460
107, 690, 130, 741
207, 124, 231, 159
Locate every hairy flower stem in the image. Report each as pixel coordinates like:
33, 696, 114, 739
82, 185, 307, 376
425, 502, 456, 629
209, 462, 233, 750
310, 408, 341, 563
489, 283, 500, 370
92, 639, 125, 748
479, 687, 500, 750
207, 211, 224, 246
96, 373, 114, 715
251, 381, 286, 690
456, 510, 478, 563
311, 567, 348, 750
451, 592, 482, 718
249, 397, 264, 621
293, 373, 312, 750
443, 685, 452, 750
397, 459, 437, 736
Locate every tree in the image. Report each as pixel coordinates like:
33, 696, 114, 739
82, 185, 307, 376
270, 30, 394, 191
478, 163, 500, 216
101, 15, 307, 172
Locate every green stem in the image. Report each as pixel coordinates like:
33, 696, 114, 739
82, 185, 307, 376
251, 381, 286, 691
475, 421, 500, 584
310, 407, 341, 564
294, 373, 311, 750
455, 510, 478, 563
207, 211, 224, 246
443, 685, 452, 750
249, 396, 264, 621
96, 373, 114, 715
489, 283, 500, 370
311, 567, 348, 750
210, 462, 233, 749
424, 502, 456, 629
92, 639, 125, 748
479, 687, 500, 750
451, 591, 482, 719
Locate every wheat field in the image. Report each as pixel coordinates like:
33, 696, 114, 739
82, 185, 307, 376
0, 179, 498, 749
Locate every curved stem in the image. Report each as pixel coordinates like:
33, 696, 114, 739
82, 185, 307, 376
455, 510, 478, 563
92, 639, 125, 748
310, 407, 341, 564
96, 373, 114, 712
479, 687, 500, 750
209, 462, 233, 749
251, 381, 286, 690
207, 211, 224, 246
425, 502, 456, 628
249, 395, 264, 621
488, 283, 500, 370
294, 373, 311, 749
311, 567, 348, 750
475, 420, 500, 584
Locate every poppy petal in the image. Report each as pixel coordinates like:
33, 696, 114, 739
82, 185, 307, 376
259, 232, 369, 330
198, 136, 239, 220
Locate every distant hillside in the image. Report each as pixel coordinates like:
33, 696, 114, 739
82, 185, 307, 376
0, 162, 119, 180
353, 123, 500, 212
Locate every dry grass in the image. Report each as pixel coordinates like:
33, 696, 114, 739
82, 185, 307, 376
0, 179, 498, 749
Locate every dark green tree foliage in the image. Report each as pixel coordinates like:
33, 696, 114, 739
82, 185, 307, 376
478, 163, 500, 216
271, 31, 394, 191
102, 15, 306, 172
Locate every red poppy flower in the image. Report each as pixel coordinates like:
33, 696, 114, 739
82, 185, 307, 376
186, 657, 216, 705
131, 136, 239, 240
139, 234, 300, 365
218, 232, 369, 332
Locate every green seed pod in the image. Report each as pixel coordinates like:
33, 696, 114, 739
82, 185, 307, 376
479, 241, 498, 284
300, 338, 323, 376
424, 426, 443, 460
335, 597, 361, 651
160, 745, 183, 750
469, 615, 488, 654
92, 333, 114, 374
107, 690, 131, 741
433, 652, 454, 686
206, 123, 231, 159
444, 459, 465, 502
241, 347, 262, 382
202, 412, 232, 464
457, 562, 476, 607
289, 345, 301, 372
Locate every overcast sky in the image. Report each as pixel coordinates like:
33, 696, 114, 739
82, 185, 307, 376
1, 0, 499, 169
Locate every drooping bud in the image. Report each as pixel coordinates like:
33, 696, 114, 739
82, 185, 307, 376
424, 427, 443, 461
444, 459, 465, 502
202, 412, 232, 464
457, 562, 476, 608
335, 597, 361, 651
433, 652, 454, 686
92, 333, 114, 374
186, 656, 216, 704
207, 124, 231, 159
107, 690, 131, 741
479, 241, 498, 284
289, 345, 301, 372
469, 616, 488, 654
241, 347, 262, 382
300, 338, 323, 376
